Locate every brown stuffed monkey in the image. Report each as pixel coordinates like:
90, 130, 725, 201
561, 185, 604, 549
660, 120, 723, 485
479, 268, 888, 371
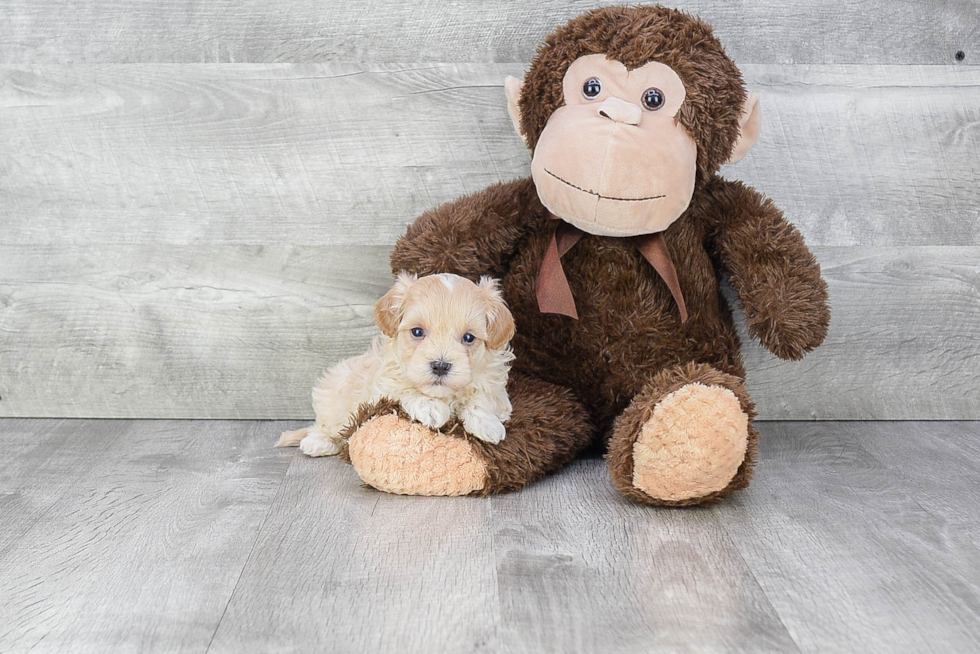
339, 5, 830, 506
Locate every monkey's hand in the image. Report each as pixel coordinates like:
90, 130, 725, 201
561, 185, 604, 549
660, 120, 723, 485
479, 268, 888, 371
707, 178, 830, 361
732, 264, 830, 361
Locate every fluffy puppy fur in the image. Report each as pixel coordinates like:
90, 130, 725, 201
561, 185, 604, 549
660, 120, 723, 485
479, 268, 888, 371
276, 272, 516, 456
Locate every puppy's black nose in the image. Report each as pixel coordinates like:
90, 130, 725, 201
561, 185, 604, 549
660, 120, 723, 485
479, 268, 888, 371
430, 360, 452, 377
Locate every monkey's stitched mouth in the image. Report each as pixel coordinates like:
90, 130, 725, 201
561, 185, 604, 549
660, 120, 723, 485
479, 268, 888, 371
545, 169, 666, 202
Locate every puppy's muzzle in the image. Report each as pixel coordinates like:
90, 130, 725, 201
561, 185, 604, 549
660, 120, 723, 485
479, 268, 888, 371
429, 359, 452, 378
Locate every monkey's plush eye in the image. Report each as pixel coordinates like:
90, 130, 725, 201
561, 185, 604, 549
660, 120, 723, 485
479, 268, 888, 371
642, 87, 665, 111
582, 77, 602, 99
411, 327, 424, 338
462, 333, 476, 344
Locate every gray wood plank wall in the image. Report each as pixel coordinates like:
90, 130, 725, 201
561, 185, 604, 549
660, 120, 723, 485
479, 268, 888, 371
2, 1, 976, 64
1, 2, 977, 419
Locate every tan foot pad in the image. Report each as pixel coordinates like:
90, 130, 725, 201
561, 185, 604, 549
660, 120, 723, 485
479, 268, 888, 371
346, 413, 488, 496
632, 383, 749, 502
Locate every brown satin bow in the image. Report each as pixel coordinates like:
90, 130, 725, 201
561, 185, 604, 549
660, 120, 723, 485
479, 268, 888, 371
535, 213, 688, 322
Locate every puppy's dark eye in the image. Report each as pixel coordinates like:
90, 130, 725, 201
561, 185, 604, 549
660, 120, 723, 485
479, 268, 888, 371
462, 333, 476, 344
411, 327, 424, 338
582, 77, 602, 99
642, 87, 665, 111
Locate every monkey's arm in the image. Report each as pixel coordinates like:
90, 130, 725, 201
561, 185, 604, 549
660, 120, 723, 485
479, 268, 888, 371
706, 178, 830, 360
390, 178, 542, 278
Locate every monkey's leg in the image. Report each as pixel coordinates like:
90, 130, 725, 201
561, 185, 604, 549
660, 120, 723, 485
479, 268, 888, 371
339, 374, 594, 496
606, 363, 758, 506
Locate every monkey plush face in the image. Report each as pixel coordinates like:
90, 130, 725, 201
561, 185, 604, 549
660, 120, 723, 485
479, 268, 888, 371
523, 54, 696, 237
505, 6, 762, 238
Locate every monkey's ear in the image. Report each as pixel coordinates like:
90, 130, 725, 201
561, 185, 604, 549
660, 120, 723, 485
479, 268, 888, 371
726, 93, 761, 164
478, 276, 516, 350
504, 76, 528, 147
374, 272, 416, 337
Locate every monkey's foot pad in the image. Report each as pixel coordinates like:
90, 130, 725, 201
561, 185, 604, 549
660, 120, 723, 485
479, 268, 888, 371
632, 382, 749, 502
343, 412, 488, 496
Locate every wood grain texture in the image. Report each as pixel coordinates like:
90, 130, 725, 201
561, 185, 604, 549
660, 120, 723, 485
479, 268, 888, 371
716, 422, 980, 653
491, 460, 800, 654
207, 452, 501, 653
742, 246, 980, 420
0, 244, 392, 418
1, 0, 977, 65
0, 419, 128, 557
2, 63, 978, 418
0, 245, 976, 420
3, 64, 979, 248
0, 420, 294, 654
1, 418, 979, 653
848, 422, 980, 585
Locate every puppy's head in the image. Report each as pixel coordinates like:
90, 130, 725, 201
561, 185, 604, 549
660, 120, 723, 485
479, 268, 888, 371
374, 272, 515, 398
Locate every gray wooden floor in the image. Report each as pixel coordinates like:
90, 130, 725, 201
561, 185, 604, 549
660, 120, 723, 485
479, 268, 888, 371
1, 419, 978, 653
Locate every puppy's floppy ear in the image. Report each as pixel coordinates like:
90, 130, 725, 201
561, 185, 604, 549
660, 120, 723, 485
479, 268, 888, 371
478, 276, 515, 350
374, 272, 416, 337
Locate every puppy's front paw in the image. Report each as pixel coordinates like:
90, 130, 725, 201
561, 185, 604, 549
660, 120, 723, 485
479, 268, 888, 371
462, 410, 507, 444
299, 433, 342, 457
404, 397, 451, 430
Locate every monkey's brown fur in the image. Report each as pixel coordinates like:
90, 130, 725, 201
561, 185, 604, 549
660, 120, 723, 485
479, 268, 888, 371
346, 6, 830, 505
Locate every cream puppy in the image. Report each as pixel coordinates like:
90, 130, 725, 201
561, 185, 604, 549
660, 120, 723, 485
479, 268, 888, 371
276, 272, 516, 457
